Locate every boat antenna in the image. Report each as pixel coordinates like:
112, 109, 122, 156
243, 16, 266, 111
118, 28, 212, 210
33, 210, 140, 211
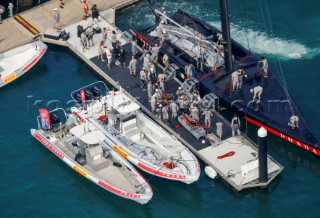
219, 0, 233, 73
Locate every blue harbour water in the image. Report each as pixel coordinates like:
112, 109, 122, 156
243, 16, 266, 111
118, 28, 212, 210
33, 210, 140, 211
1, 0, 320, 217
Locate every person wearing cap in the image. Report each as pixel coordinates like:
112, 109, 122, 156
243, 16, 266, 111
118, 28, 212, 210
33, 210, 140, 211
85, 23, 94, 47
185, 63, 193, 79
140, 42, 150, 60
128, 55, 137, 77
250, 85, 263, 101
161, 6, 167, 24
140, 67, 147, 89
170, 101, 179, 119
150, 44, 160, 64
156, 103, 162, 119
202, 107, 213, 127
158, 71, 166, 92
162, 104, 169, 123
149, 62, 156, 75
53, 8, 61, 30
143, 53, 150, 69
131, 37, 138, 56
162, 53, 169, 66
154, 89, 162, 102
81, 0, 89, 20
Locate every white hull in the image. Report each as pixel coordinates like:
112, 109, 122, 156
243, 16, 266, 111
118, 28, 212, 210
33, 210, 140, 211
0, 41, 47, 88
71, 85, 200, 184
31, 122, 152, 204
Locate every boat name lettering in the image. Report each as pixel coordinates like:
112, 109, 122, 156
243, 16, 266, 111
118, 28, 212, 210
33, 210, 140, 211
246, 116, 320, 156
34, 132, 64, 159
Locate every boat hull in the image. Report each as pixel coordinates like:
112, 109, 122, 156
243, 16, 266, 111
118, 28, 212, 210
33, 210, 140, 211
0, 41, 47, 88
30, 129, 152, 204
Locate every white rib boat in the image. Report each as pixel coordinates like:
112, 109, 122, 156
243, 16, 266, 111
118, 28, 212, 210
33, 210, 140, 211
0, 41, 47, 88
70, 82, 201, 184
31, 108, 153, 204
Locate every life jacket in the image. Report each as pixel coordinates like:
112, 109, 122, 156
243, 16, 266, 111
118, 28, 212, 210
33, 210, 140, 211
82, 2, 89, 12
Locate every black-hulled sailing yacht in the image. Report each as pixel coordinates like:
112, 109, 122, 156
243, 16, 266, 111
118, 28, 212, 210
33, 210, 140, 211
131, 0, 320, 157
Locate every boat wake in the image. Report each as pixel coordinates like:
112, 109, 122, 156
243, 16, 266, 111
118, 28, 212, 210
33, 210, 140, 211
209, 21, 317, 60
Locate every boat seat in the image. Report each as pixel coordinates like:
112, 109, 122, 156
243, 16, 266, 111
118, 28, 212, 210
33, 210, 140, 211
85, 145, 109, 171
122, 119, 137, 133
65, 136, 80, 155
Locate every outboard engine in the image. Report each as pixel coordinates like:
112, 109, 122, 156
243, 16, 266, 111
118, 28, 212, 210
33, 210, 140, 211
50, 112, 61, 131
74, 92, 82, 104
84, 89, 93, 101
91, 85, 101, 100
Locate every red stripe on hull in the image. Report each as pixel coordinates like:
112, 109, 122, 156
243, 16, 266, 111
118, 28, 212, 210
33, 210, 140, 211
245, 116, 320, 156
98, 181, 141, 199
22, 47, 47, 72
137, 162, 186, 180
33, 131, 65, 159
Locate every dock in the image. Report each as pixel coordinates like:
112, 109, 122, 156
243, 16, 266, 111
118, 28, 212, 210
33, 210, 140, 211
0, 0, 283, 191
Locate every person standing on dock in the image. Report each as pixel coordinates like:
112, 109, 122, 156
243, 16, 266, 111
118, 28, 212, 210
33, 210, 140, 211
231, 114, 241, 137
86, 24, 94, 47
80, 31, 88, 52
98, 41, 105, 62
106, 47, 112, 68
143, 54, 150, 70
170, 101, 179, 119
202, 107, 213, 128
158, 71, 166, 92
150, 44, 160, 64
53, 8, 61, 30
118, 47, 126, 67
162, 104, 169, 123
185, 63, 193, 79
128, 55, 137, 77
110, 30, 117, 48
102, 27, 108, 42
132, 37, 138, 56
140, 67, 147, 90
81, 0, 89, 20
231, 70, 239, 91
140, 42, 150, 60
91, 4, 100, 22
259, 57, 269, 77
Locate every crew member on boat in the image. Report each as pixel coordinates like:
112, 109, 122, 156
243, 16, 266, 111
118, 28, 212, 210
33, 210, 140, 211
162, 104, 169, 123
189, 103, 199, 123
259, 57, 269, 77
150, 44, 160, 64
231, 70, 239, 91
185, 63, 193, 79
140, 67, 147, 89
231, 114, 241, 137
158, 71, 166, 92
237, 68, 244, 89
170, 100, 179, 119
128, 55, 137, 77
140, 42, 151, 60
202, 107, 213, 127
250, 86, 263, 101
161, 7, 167, 24
288, 115, 299, 129
216, 119, 223, 141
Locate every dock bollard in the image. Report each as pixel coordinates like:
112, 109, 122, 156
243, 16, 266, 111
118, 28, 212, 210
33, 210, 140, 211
258, 127, 268, 183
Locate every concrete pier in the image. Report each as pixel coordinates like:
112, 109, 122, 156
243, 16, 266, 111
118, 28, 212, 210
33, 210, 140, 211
0, 0, 141, 53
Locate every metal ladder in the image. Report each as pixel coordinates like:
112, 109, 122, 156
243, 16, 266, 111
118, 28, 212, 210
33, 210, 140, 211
201, 92, 219, 111
176, 78, 199, 95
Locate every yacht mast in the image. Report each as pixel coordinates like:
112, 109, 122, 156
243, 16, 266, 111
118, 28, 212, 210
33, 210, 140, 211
219, 0, 233, 73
